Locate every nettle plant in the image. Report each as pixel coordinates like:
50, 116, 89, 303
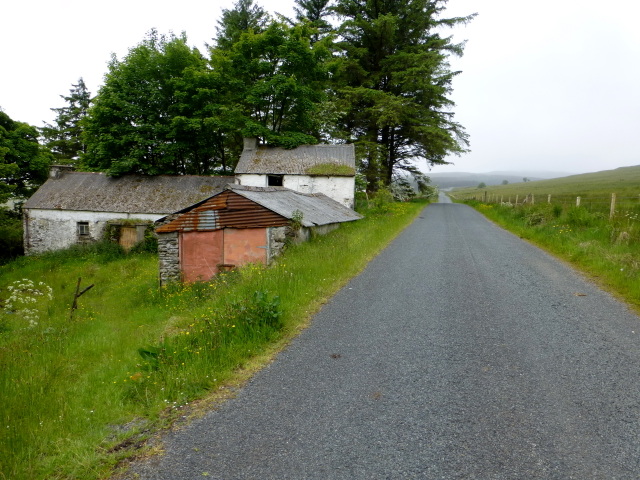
2, 279, 54, 329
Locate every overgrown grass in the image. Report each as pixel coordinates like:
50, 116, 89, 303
464, 199, 640, 310
0, 199, 427, 480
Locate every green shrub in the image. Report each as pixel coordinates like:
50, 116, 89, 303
0, 210, 23, 264
565, 206, 597, 227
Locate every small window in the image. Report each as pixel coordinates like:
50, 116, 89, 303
77, 222, 90, 236
267, 174, 284, 187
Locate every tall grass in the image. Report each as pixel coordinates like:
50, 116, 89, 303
466, 199, 640, 310
0, 199, 427, 480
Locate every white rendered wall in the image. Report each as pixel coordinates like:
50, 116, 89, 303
236, 174, 355, 208
236, 174, 267, 187
24, 209, 162, 255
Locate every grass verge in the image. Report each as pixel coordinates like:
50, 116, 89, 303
0, 199, 427, 480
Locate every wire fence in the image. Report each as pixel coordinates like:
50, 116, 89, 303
454, 192, 640, 220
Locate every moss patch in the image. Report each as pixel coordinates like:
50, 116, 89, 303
305, 163, 355, 176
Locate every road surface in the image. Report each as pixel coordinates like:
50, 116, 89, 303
123, 196, 640, 479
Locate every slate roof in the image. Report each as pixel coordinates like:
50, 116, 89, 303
235, 143, 356, 176
24, 172, 231, 214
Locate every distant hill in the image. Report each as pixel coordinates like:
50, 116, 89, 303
449, 165, 640, 198
427, 171, 574, 189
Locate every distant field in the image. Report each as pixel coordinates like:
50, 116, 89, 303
450, 165, 640, 211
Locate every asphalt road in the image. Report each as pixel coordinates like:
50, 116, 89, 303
124, 196, 640, 479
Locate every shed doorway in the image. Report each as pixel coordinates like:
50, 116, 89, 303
179, 228, 268, 283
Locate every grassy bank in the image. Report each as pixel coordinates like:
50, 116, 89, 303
0, 199, 427, 480
462, 199, 640, 311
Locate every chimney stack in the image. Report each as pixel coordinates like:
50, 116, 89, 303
49, 165, 76, 179
243, 137, 258, 152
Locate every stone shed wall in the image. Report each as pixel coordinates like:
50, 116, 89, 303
158, 232, 180, 285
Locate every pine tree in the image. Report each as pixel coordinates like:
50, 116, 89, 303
333, 0, 475, 191
293, 0, 333, 42
215, 0, 270, 50
41, 78, 91, 164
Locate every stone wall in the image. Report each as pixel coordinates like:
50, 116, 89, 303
158, 231, 180, 285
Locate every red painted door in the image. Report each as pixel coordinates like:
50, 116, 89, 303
180, 230, 224, 283
223, 228, 268, 267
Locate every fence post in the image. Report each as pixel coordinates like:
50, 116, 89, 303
515, 195, 519, 205
576, 196, 581, 207
610, 193, 616, 219
548, 194, 551, 204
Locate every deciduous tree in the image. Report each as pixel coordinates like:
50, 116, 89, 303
83, 31, 229, 176
209, 21, 332, 148
0, 110, 52, 202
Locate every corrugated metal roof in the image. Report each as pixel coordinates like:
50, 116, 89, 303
230, 185, 361, 227
234, 143, 356, 175
23, 172, 232, 214
156, 185, 362, 233
156, 190, 289, 233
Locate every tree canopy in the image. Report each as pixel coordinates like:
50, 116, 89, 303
209, 21, 331, 148
332, 0, 475, 190
0, 110, 52, 203
41, 78, 91, 165
82, 31, 227, 176
76, 0, 473, 191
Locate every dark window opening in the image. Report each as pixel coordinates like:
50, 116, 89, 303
267, 175, 284, 187
77, 222, 90, 236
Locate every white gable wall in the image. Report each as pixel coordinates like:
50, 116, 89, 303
236, 174, 355, 208
24, 209, 162, 255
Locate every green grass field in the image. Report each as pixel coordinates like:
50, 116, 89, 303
0, 199, 427, 480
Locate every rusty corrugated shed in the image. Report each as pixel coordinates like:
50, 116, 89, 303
23, 172, 231, 214
156, 190, 289, 233
156, 186, 362, 233
231, 185, 361, 227
235, 143, 355, 176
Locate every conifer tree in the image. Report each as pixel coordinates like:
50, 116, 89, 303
41, 78, 91, 164
294, 0, 333, 41
215, 0, 270, 50
332, 0, 475, 191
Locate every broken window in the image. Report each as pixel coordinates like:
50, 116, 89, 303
77, 222, 90, 236
267, 175, 284, 187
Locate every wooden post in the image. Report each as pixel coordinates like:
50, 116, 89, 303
610, 193, 616, 219
576, 196, 581, 207
548, 194, 551, 204
69, 277, 95, 320
501, 195, 504, 203
515, 195, 519, 205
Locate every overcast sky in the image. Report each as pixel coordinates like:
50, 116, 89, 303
2, 0, 639, 175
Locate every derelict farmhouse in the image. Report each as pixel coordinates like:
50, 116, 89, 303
22, 140, 360, 283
